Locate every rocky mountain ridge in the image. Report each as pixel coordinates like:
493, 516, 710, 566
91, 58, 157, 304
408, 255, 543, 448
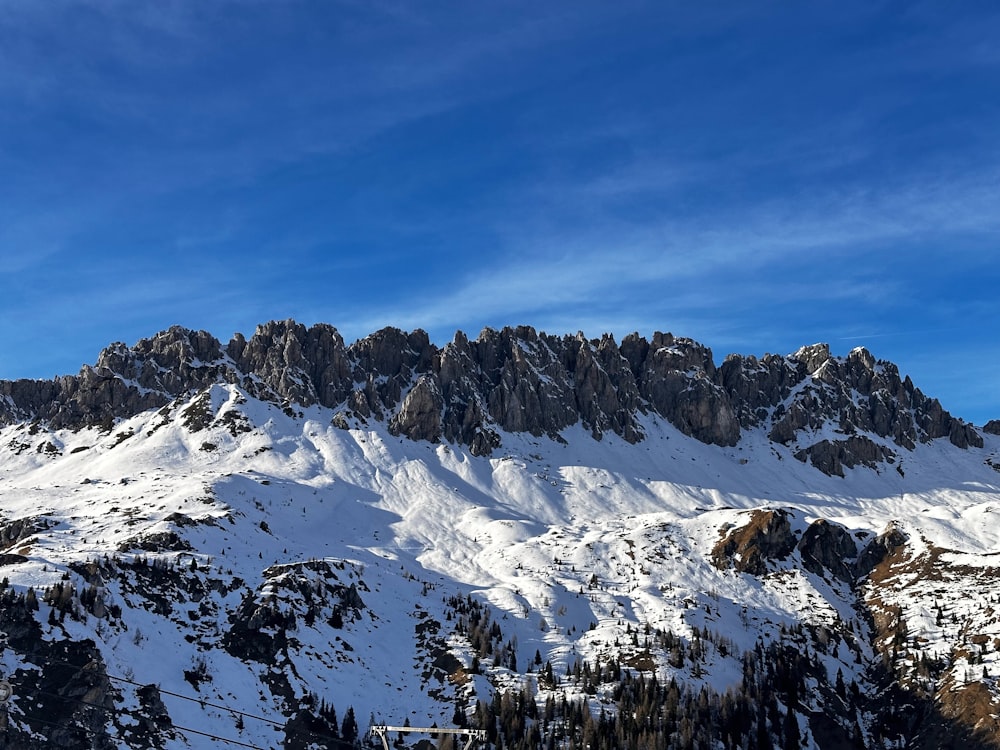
0, 320, 982, 474
1, 327, 1000, 749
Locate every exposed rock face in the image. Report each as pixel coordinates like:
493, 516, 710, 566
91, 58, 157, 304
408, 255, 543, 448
0, 322, 981, 469
475, 326, 580, 437
793, 436, 898, 477
711, 509, 797, 575
632, 333, 739, 446
718, 514, 872, 583
720, 343, 983, 473
856, 523, 909, 577
0, 635, 117, 750
223, 560, 366, 667
797, 519, 859, 581
0, 515, 54, 551
389, 375, 443, 443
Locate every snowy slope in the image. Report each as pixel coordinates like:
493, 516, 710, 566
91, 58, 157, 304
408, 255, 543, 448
1, 380, 999, 749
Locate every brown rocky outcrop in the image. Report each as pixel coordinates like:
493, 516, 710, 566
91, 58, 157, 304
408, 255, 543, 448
711, 509, 797, 575
856, 523, 909, 577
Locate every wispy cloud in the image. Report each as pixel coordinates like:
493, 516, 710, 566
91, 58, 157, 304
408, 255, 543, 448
1, 1, 997, 426
320, 152, 999, 352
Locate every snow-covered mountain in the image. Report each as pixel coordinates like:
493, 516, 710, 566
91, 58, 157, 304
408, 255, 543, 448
1, 321, 999, 750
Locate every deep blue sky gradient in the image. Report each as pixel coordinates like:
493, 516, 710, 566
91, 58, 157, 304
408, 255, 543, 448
2, 1, 999, 424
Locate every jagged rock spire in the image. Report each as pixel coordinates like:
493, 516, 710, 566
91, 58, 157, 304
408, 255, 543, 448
0, 322, 982, 467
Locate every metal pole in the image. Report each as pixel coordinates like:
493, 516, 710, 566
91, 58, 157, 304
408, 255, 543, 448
371, 725, 487, 750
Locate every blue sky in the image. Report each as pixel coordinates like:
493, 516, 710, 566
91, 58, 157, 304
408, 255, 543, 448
1, 1, 999, 425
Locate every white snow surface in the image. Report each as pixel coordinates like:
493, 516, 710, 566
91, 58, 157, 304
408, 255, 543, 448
1, 383, 999, 748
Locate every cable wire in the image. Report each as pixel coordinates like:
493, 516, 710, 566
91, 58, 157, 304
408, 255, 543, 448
6, 654, 370, 750
23, 688, 274, 750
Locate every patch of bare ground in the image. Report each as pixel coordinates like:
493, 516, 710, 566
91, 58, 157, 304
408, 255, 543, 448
865, 532, 1000, 747
934, 679, 1000, 746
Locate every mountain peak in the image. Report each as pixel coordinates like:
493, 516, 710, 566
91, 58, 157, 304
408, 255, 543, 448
791, 342, 832, 373
1, 321, 1000, 749
0, 320, 982, 470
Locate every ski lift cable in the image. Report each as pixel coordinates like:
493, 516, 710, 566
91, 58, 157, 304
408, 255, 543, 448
27, 688, 271, 750
9, 656, 363, 750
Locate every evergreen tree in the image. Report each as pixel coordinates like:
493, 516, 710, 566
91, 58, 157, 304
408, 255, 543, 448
781, 708, 799, 749
342, 706, 359, 744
